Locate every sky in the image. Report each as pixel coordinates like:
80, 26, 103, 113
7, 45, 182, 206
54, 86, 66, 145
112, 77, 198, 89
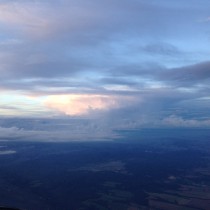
0, 0, 210, 140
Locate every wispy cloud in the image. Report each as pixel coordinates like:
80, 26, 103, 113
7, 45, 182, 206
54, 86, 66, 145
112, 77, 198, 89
0, 150, 16, 155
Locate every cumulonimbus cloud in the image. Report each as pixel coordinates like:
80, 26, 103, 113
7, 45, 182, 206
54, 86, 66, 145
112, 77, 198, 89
44, 94, 135, 116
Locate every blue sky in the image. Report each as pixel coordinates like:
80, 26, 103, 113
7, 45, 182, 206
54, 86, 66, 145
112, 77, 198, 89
0, 0, 210, 139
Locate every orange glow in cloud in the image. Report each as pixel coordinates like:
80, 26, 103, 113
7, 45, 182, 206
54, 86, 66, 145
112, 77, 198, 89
45, 94, 122, 116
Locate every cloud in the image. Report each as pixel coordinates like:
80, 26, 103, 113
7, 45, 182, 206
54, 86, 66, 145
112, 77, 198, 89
44, 94, 135, 116
0, 1, 52, 38
161, 115, 210, 127
0, 126, 22, 138
0, 118, 120, 142
0, 0, 206, 80
0, 113, 209, 143
0, 0, 209, 132
0, 150, 16, 155
159, 61, 210, 86
0, 0, 208, 88
142, 42, 182, 56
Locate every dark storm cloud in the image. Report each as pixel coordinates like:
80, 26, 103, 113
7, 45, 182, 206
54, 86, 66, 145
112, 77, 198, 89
159, 61, 210, 86
105, 61, 210, 89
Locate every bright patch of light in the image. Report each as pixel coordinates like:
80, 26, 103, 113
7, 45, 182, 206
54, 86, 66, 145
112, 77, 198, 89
44, 94, 120, 116
44, 94, 136, 116
0, 92, 49, 116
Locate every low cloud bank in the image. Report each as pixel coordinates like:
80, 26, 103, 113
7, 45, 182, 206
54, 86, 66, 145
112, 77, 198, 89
0, 116, 209, 142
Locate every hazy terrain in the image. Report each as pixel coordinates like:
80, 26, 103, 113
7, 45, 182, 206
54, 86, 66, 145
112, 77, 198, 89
0, 129, 210, 210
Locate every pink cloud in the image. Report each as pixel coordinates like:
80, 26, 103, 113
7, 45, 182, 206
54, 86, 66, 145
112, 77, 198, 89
44, 94, 125, 116
44, 94, 138, 116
